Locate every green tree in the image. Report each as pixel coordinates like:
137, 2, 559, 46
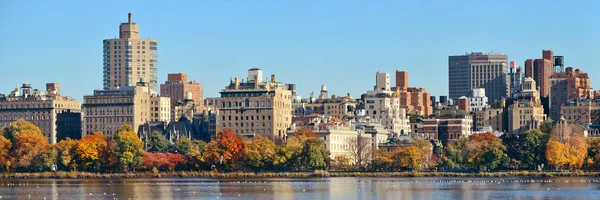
114, 125, 145, 172
175, 138, 193, 155
517, 129, 548, 170
147, 131, 170, 153
501, 133, 521, 169
586, 138, 600, 169
540, 122, 553, 134
285, 131, 330, 171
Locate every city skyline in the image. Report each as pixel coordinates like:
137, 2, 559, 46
1, 0, 599, 101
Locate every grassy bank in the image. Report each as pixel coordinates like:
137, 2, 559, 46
3, 171, 600, 179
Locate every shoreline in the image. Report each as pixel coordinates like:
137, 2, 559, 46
2, 171, 600, 179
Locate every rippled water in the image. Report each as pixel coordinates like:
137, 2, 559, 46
0, 177, 599, 199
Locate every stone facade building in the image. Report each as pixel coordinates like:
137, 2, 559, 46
83, 81, 150, 137
217, 68, 292, 138
507, 78, 547, 134
0, 83, 83, 144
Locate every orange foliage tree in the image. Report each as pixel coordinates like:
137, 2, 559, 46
10, 122, 49, 171
76, 132, 108, 171
0, 136, 12, 172
141, 152, 187, 171
546, 123, 588, 170
202, 128, 245, 170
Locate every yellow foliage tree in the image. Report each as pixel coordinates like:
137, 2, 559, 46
76, 132, 108, 171
546, 123, 588, 170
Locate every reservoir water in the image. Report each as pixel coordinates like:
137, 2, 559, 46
0, 177, 598, 199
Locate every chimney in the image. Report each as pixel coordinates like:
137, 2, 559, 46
128, 13, 132, 24
271, 74, 276, 83
234, 78, 240, 89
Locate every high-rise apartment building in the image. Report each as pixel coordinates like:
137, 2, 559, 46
217, 68, 292, 138
364, 72, 411, 134
524, 50, 554, 98
509, 61, 524, 98
392, 71, 432, 117
103, 13, 158, 95
0, 83, 83, 144
449, 52, 509, 102
160, 73, 204, 120
83, 81, 150, 137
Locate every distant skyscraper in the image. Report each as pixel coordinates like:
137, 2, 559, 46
449, 52, 509, 102
103, 13, 158, 95
508, 61, 524, 98
524, 50, 554, 98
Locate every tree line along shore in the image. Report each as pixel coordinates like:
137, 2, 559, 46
1, 119, 600, 177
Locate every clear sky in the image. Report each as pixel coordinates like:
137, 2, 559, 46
1, 0, 599, 101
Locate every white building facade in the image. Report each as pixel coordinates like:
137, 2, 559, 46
468, 88, 488, 112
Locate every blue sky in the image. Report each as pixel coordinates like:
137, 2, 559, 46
1, 0, 599, 101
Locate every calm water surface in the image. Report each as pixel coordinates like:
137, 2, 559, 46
0, 177, 599, 200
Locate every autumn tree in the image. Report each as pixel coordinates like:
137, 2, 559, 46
141, 152, 187, 171
76, 132, 108, 171
114, 125, 145, 172
185, 140, 207, 169
201, 128, 245, 170
55, 138, 79, 171
1, 119, 43, 142
332, 155, 352, 171
397, 146, 425, 170
546, 123, 588, 170
146, 131, 170, 153
442, 132, 508, 171
8, 120, 51, 171
0, 136, 12, 172
244, 135, 277, 171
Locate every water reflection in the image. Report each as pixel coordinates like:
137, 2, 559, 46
0, 177, 599, 199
